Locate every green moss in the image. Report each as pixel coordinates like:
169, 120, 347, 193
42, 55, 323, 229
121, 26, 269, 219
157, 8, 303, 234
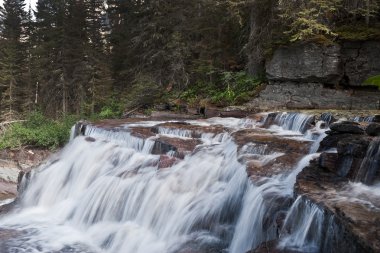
364, 75, 380, 90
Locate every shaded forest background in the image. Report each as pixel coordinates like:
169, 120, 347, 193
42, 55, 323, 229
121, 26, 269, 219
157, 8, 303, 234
0, 0, 379, 121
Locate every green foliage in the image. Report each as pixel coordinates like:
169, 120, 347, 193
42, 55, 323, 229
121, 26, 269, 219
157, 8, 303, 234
279, 0, 342, 42
125, 74, 164, 109
0, 112, 77, 149
364, 75, 380, 89
180, 71, 262, 106
98, 99, 124, 119
335, 24, 380, 41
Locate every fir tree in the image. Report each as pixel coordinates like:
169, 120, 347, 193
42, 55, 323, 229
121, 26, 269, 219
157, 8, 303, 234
0, 0, 27, 120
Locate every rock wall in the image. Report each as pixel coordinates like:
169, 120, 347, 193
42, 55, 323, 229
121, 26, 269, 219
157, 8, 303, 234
248, 41, 380, 110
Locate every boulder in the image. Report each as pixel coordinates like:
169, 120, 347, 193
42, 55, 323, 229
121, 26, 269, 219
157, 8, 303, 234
330, 122, 365, 134
366, 123, 380, 136
319, 152, 338, 173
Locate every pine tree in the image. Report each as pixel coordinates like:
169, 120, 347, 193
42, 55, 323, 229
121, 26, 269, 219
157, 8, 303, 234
84, 0, 112, 115
0, 0, 27, 120
23, 4, 36, 113
34, 0, 67, 117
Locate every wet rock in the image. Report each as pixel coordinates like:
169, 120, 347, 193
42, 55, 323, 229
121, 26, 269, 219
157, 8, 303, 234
295, 159, 380, 253
233, 129, 311, 177
330, 122, 365, 134
318, 133, 353, 151
337, 136, 371, 158
366, 123, 380, 136
158, 155, 179, 169
320, 112, 337, 125
152, 137, 201, 158
373, 115, 380, 123
319, 152, 338, 173
85, 137, 96, 142
130, 127, 156, 139
233, 129, 312, 155
152, 122, 225, 138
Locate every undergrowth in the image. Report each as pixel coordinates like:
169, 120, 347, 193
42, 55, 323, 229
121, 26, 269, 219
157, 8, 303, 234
0, 112, 78, 149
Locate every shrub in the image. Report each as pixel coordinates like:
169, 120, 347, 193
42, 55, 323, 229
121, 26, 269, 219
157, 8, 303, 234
180, 71, 263, 106
0, 112, 77, 149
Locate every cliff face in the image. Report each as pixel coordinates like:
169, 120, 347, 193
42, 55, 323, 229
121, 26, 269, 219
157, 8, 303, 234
248, 41, 380, 110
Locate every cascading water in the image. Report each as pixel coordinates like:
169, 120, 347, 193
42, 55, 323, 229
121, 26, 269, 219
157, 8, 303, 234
262, 112, 315, 134
0, 113, 329, 253
355, 138, 380, 185
278, 196, 325, 252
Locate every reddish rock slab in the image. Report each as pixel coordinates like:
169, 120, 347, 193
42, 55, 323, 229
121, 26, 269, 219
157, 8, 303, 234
129, 127, 157, 139
152, 122, 226, 138
233, 129, 312, 155
158, 155, 179, 169
153, 136, 201, 158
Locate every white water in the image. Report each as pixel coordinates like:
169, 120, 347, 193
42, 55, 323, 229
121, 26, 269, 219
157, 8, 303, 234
355, 138, 380, 184
267, 112, 314, 134
0, 114, 329, 253
278, 197, 325, 252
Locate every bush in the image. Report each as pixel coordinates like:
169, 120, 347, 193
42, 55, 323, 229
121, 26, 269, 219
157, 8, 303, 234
98, 99, 124, 119
0, 112, 77, 149
180, 71, 263, 106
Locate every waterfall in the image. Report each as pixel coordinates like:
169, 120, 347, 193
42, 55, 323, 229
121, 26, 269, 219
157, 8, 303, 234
262, 112, 315, 134
0, 113, 330, 253
0, 130, 248, 253
355, 138, 380, 185
351, 116, 374, 123
229, 153, 319, 253
278, 197, 325, 252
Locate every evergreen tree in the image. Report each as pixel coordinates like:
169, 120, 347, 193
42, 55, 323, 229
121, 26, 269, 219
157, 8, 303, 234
84, 0, 112, 114
0, 0, 27, 120
34, 0, 67, 117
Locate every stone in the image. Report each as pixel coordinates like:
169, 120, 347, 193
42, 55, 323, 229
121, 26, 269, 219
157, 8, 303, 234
266, 43, 342, 84
295, 161, 380, 253
319, 152, 339, 173
373, 115, 380, 123
152, 137, 201, 158
246, 82, 380, 111
320, 112, 337, 125
330, 122, 365, 134
366, 123, 380, 136
158, 155, 179, 169
341, 41, 380, 87
337, 135, 371, 157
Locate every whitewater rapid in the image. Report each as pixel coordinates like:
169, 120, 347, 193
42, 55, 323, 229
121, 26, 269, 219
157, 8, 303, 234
0, 113, 327, 253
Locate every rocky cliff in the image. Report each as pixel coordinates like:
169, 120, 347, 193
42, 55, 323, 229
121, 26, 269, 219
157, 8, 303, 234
248, 41, 380, 110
